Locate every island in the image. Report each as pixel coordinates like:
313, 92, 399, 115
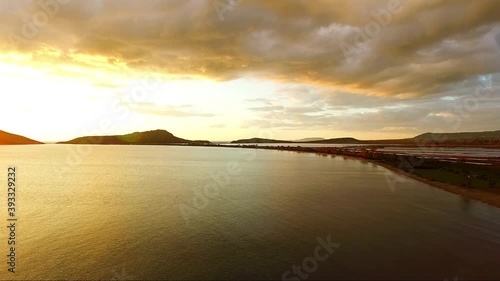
58, 129, 200, 145
231, 130, 500, 147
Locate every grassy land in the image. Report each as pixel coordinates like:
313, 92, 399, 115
369, 156, 500, 208
414, 169, 500, 189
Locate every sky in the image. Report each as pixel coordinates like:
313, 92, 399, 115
0, 0, 499, 142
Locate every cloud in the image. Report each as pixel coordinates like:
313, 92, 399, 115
239, 80, 500, 135
1, 0, 499, 139
92, 81, 123, 88
208, 123, 226, 128
248, 105, 285, 112
381, 126, 417, 132
129, 102, 216, 118
1, 0, 499, 98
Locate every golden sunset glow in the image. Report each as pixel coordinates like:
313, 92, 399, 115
1, 2, 500, 280
0, 0, 499, 142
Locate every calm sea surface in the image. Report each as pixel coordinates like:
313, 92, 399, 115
0, 145, 499, 280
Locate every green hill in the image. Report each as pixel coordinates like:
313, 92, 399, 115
58, 129, 191, 145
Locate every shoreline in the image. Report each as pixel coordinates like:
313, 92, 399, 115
222, 145, 500, 209
367, 159, 500, 209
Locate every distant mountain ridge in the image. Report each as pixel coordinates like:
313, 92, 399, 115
231, 130, 500, 145
58, 129, 192, 145
3, 128, 499, 146
0, 130, 43, 145
232, 137, 369, 144
230, 137, 295, 144
308, 137, 366, 144
294, 138, 326, 142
